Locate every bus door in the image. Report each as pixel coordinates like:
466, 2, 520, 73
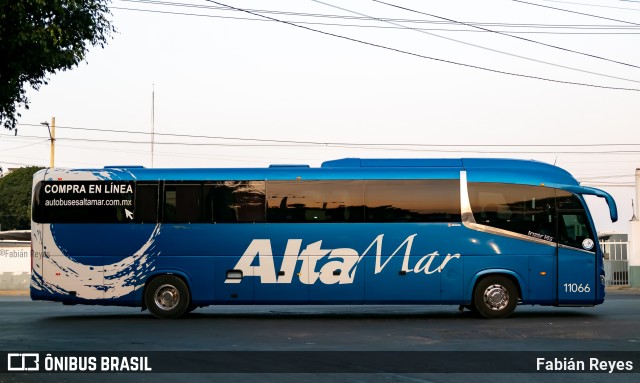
556, 210, 597, 304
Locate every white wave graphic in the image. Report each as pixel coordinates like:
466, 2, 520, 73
37, 223, 161, 299
31, 167, 158, 300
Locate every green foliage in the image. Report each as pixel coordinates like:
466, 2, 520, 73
0, 166, 43, 230
0, 0, 114, 131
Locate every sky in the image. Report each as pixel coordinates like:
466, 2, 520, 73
1, 0, 639, 233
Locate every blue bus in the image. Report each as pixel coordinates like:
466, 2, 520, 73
30, 158, 618, 319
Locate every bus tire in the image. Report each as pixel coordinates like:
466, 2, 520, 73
472, 275, 517, 319
145, 275, 191, 319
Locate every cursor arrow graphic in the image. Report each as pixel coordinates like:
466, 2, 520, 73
125, 209, 134, 220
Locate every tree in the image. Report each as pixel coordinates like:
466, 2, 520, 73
0, 166, 43, 230
0, 0, 114, 131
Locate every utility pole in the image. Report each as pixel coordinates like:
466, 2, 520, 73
40, 117, 56, 168
50, 117, 56, 168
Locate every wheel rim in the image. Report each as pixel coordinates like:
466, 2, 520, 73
483, 284, 509, 311
154, 284, 180, 311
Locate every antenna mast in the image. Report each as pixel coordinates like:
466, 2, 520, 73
151, 84, 155, 168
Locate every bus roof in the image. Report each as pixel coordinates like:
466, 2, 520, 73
47, 158, 577, 185
108, 158, 576, 185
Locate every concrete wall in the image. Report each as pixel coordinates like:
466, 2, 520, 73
630, 221, 640, 288
0, 241, 30, 290
630, 169, 640, 288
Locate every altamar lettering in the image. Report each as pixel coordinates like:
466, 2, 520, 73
226, 234, 461, 285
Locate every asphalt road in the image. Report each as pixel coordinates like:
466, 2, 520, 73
0, 289, 639, 383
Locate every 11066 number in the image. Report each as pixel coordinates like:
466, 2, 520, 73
563, 283, 591, 293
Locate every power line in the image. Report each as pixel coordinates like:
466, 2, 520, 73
579, 183, 633, 187
562, 159, 640, 163
512, 0, 640, 26
538, 0, 640, 11
12, 124, 640, 147
579, 173, 637, 180
4, 134, 640, 155
201, 0, 640, 91
311, 0, 640, 85
116, 0, 640, 82
1, 139, 50, 151
0, 136, 48, 144
368, 0, 640, 70
52, 141, 311, 164
115, 0, 640, 31
321, 143, 640, 154
112, 6, 640, 34
0, 160, 44, 167
573, 168, 638, 173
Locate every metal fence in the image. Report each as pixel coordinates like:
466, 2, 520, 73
600, 241, 628, 286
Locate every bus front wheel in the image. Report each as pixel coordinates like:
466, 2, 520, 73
472, 276, 517, 319
145, 275, 191, 319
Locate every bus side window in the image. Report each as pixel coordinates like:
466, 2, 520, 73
468, 183, 556, 241
204, 183, 237, 223
364, 180, 460, 223
556, 193, 594, 250
32, 181, 44, 223
135, 183, 159, 223
203, 181, 266, 223
164, 184, 203, 223
266, 180, 363, 223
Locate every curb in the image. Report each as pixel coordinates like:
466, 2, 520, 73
606, 286, 640, 294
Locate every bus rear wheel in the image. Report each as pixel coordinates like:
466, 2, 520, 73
472, 276, 517, 319
145, 275, 190, 319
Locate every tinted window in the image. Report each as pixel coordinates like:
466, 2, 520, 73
364, 180, 460, 222
203, 181, 265, 223
556, 192, 594, 250
556, 192, 585, 210
558, 212, 594, 250
267, 181, 363, 222
468, 183, 556, 241
164, 184, 202, 223
135, 183, 158, 223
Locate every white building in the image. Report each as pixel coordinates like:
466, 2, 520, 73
0, 230, 30, 291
